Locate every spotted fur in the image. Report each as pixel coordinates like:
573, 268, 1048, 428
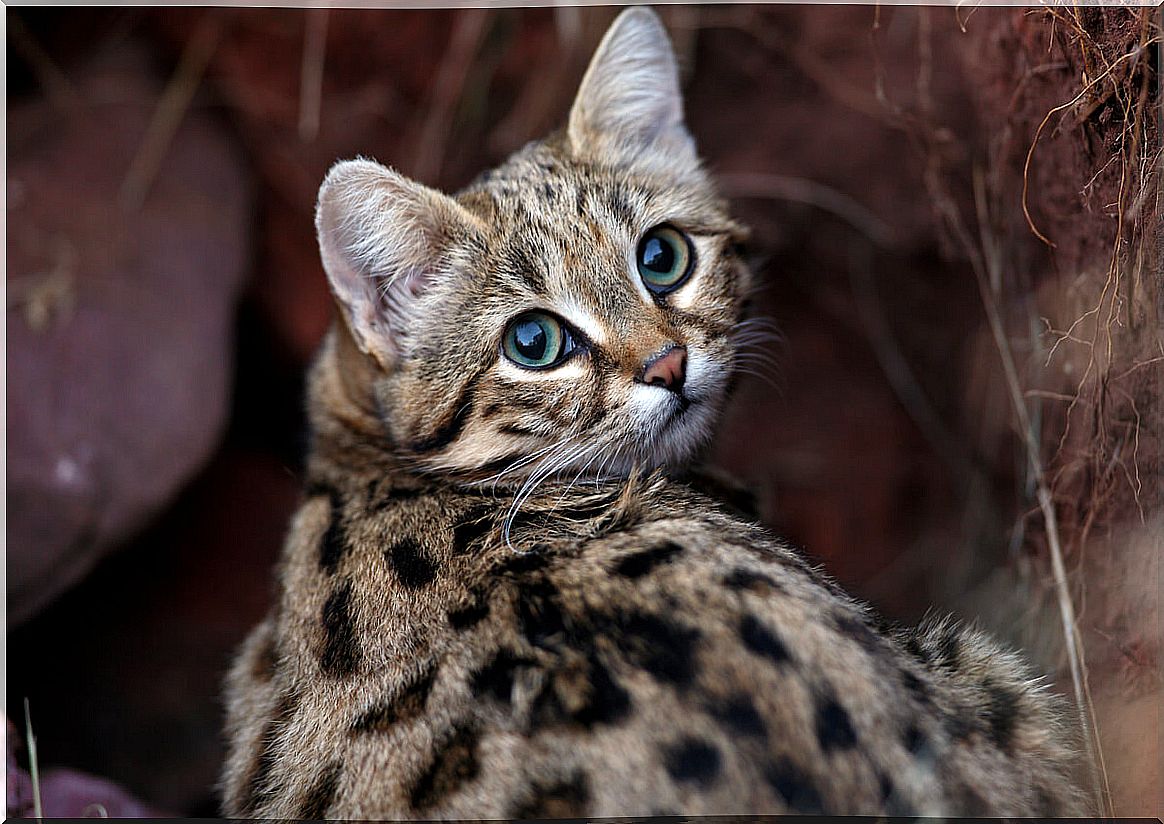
221, 8, 1084, 818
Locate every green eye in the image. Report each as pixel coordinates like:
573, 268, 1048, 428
636, 225, 694, 293
502, 312, 570, 369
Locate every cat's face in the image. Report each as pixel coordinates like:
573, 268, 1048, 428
316, 8, 752, 485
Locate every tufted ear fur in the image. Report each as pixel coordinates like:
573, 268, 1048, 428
316, 159, 482, 370
567, 7, 698, 176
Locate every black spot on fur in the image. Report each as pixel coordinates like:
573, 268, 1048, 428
609, 610, 700, 686
835, 613, 885, 657
409, 725, 480, 810
902, 723, 926, 754
877, 771, 914, 816
319, 491, 348, 574
944, 709, 975, 742
612, 541, 683, 578
710, 693, 767, 739
571, 651, 632, 726
764, 758, 825, 814
815, 694, 858, 751
723, 567, 784, 596
351, 667, 436, 733
508, 772, 589, 819
303, 478, 338, 500
471, 649, 537, 704
386, 538, 437, 588
448, 596, 491, 630
238, 691, 298, 816
320, 580, 361, 677
663, 737, 722, 787
450, 510, 493, 554
297, 761, 342, 820
954, 782, 991, 815
982, 677, 1020, 752
529, 648, 631, 730
516, 578, 568, 647
740, 615, 791, 665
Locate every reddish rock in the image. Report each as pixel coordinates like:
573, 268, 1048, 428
6, 42, 252, 624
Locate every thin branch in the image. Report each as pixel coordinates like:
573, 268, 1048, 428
298, 8, 330, 143
120, 12, 224, 211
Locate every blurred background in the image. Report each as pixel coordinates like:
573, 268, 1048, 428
6, 5, 1160, 817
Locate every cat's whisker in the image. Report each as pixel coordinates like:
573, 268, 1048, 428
502, 438, 590, 549
481, 436, 573, 492
557, 440, 614, 507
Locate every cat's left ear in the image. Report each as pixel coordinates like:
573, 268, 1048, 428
568, 7, 698, 175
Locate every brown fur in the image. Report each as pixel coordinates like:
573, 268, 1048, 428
221, 8, 1084, 817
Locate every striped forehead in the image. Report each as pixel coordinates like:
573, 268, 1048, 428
485, 174, 653, 329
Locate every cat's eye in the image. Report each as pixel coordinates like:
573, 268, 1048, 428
502, 312, 574, 369
636, 225, 694, 293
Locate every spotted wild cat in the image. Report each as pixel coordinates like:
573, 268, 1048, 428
220, 8, 1083, 817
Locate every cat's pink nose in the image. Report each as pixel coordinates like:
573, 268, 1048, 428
640, 345, 687, 392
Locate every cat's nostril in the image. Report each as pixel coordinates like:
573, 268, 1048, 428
640, 345, 687, 392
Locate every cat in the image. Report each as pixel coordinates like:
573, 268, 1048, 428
220, 8, 1083, 817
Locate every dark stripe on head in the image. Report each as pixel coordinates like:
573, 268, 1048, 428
409, 382, 476, 454
320, 580, 361, 677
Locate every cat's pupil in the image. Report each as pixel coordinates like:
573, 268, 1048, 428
642, 237, 674, 272
513, 319, 548, 361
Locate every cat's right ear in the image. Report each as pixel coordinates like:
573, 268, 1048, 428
316, 159, 481, 370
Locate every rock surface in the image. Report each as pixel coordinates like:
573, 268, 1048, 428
6, 43, 252, 624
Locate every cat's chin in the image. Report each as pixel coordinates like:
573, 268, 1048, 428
634, 395, 718, 471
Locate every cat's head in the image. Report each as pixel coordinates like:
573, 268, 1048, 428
315, 7, 753, 484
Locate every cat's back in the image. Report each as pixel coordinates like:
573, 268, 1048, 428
222, 474, 1080, 819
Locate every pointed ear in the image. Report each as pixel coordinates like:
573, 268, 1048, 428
568, 7, 697, 173
316, 159, 481, 370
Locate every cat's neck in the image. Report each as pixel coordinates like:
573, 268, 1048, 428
305, 322, 412, 492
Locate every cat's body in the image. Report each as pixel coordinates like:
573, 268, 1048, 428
221, 8, 1083, 817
